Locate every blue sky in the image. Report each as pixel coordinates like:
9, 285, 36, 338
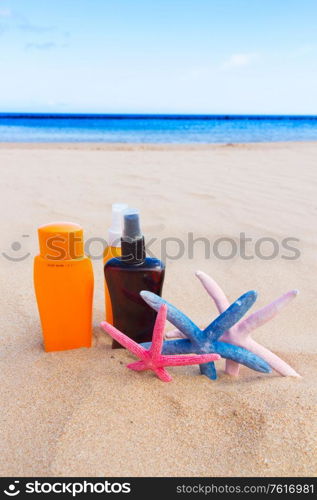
0, 0, 317, 114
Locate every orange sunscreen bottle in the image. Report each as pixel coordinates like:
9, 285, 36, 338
34, 222, 94, 352
103, 203, 128, 322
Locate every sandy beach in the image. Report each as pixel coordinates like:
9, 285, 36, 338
0, 141, 316, 477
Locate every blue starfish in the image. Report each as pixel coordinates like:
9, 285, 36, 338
140, 290, 271, 380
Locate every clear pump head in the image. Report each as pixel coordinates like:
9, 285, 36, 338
108, 203, 128, 247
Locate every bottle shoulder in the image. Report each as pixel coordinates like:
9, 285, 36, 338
34, 254, 92, 267
105, 257, 165, 271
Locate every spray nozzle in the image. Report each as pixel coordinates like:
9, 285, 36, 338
108, 203, 128, 247
121, 208, 145, 263
122, 208, 142, 240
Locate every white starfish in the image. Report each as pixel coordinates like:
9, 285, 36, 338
165, 271, 300, 377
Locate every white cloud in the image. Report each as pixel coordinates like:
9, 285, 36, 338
0, 8, 11, 18
290, 44, 317, 58
18, 21, 55, 33
25, 42, 56, 50
221, 52, 258, 70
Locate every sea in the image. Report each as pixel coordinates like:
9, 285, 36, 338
0, 113, 317, 143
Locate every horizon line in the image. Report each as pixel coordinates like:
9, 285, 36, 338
1, 112, 317, 120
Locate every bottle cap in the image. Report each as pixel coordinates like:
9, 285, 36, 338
122, 208, 142, 240
38, 222, 84, 260
121, 208, 145, 264
108, 203, 128, 247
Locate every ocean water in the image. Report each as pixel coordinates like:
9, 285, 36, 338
0, 114, 317, 143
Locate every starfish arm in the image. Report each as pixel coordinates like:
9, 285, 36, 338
141, 338, 194, 354
195, 270, 230, 313
154, 367, 172, 382
200, 362, 217, 380
164, 328, 187, 339
100, 321, 147, 359
237, 290, 298, 338
140, 291, 201, 344
141, 341, 152, 350
224, 359, 240, 377
214, 340, 271, 373
127, 361, 147, 371
162, 353, 220, 366
203, 290, 257, 341
242, 338, 300, 377
149, 304, 167, 361
161, 339, 194, 354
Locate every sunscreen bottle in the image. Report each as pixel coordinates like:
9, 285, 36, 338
103, 203, 128, 323
105, 209, 165, 348
34, 222, 94, 351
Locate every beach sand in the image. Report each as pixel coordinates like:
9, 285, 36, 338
0, 142, 316, 477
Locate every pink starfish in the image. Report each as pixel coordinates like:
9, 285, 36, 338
100, 304, 220, 382
166, 271, 300, 378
